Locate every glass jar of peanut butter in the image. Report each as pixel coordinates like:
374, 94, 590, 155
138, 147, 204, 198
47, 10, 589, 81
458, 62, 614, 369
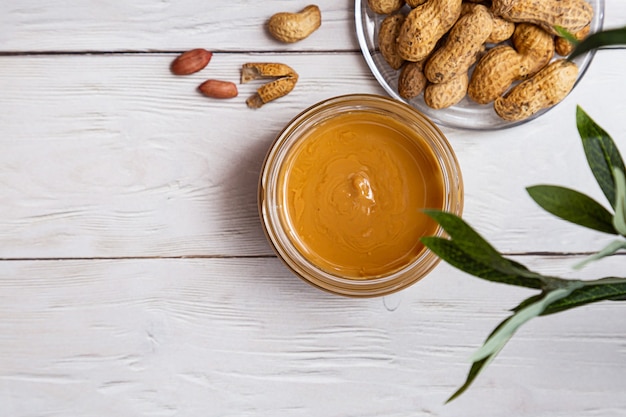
259, 94, 463, 297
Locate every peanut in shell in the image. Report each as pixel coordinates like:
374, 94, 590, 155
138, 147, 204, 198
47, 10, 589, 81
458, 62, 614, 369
494, 59, 579, 121
398, 61, 427, 100
378, 13, 406, 70
396, 0, 463, 62
424, 73, 469, 109
492, 0, 593, 35
424, 4, 492, 84
267, 5, 321, 43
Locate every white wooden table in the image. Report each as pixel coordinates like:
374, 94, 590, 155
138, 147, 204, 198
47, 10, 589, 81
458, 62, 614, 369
1, 2, 625, 415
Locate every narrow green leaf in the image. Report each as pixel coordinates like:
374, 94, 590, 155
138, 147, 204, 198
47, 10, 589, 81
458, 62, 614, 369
527, 185, 617, 234
577, 106, 626, 209
421, 237, 543, 289
510, 293, 545, 312
423, 210, 545, 280
539, 276, 626, 315
574, 239, 626, 269
446, 316, 512, 403
568, 26, 626, 60
554, 26, 579, 45
469, 287, 579, 362
612, 168, 626, 236
450, 276, 626, 402
447, 357, 492, 403
449, 284, 581, 402
513, 276, 626, 314
424, 210, 502, 264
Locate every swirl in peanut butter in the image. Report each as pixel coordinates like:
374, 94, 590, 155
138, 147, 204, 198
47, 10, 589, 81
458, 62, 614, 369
280, 111, 444, 279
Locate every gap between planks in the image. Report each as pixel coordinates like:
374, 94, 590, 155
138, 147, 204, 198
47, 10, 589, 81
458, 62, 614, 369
0, 50, 362, 57
0, 255, 278, 261
0, 252, 622, 262
3, 47, 625, 57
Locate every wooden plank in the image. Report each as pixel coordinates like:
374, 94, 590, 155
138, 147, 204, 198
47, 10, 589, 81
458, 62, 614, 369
0, 255, 624, 416
0, 1, 355, 53
0, 52, 625, 258
0, 1, 623, 53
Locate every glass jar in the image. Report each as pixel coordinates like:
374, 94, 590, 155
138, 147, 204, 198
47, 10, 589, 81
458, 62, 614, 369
259, 94, 463, 297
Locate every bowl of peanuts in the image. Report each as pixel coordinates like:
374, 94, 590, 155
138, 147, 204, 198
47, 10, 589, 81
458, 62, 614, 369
355, 0, 605, 130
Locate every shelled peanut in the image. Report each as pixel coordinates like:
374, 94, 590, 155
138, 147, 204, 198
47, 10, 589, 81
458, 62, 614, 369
170, 49, 298, 107
372, 0, 595, 121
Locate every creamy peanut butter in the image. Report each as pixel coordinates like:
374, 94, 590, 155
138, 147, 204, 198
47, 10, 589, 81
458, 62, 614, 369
278, 111, 445, 279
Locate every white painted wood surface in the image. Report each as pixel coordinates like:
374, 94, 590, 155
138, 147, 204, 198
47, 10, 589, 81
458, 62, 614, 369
1, 1, 625, 416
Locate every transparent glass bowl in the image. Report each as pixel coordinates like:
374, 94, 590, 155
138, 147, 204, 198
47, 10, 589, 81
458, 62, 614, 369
355, 0, 605, 130
259, 94, 464, 297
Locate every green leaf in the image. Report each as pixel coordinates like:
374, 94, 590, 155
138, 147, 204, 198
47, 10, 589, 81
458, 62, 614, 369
527, 185, 617, 235
446, 316, 512, 403
448, 276, 626, 402
577, 106, 626, 209
612, 168, 626, 236
513, 277, 626, 314
540, 277, 626, 315
554, 26, 580, 45
574, 239, 626, 269
423, 210, 502, 264
469, 287, 580, 363
448, 286, 581, 402
423, 210, 546, 281
446, 356, 492, 403
422, 237, 544, 289
568, 26, 626, 60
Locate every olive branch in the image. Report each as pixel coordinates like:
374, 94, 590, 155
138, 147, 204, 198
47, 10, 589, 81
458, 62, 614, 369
421, 106, 626, 402
418, 24, 626, 403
